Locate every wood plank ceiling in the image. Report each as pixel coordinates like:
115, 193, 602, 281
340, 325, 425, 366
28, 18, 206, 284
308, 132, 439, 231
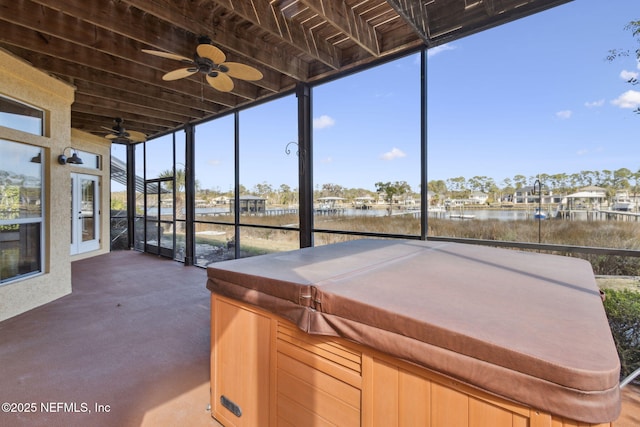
0, 0, 571, 143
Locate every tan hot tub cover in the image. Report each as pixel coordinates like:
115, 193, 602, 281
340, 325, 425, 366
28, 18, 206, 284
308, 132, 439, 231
206, 239, 621, 423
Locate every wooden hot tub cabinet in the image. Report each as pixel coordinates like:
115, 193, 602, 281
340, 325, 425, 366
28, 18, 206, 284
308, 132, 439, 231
207, 239, 621, 426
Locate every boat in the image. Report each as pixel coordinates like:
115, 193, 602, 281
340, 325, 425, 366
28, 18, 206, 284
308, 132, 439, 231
449, 214, 475, 220
428, 206, 446, 212
611, 192, 636, 211
315, 196, 345, 214
533, 208, 547, 219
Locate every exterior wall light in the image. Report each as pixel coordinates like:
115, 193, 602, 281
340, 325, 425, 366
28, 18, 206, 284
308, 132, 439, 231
58, 147, 83, 165
30, 152, 42, 163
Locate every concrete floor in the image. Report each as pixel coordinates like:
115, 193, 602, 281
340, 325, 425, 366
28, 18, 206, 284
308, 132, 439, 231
0, 249, 638, 426
0, 250, 222, 427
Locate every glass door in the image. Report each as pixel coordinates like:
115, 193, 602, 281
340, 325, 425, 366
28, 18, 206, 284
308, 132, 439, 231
70, 173, 100, 255
144, 177, 174, 258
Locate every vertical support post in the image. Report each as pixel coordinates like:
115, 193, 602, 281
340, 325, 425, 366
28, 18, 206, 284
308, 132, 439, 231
126, 143, 136, 249
234, 111, 241, 258
420, 48, 428, 241
184, 124, 195, 266
533, 178, 542, 244
297, 83, 313, 248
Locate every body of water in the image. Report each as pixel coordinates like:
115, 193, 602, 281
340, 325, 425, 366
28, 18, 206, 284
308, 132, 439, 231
147, 205, 640, 223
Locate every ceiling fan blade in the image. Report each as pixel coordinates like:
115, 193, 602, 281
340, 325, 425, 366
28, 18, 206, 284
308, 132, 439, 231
126, 130, 147, 142
197, 44, 226, 64
223, 62, 263, 81
142, 49, 192, 63
163, 68, 198, 81
105, 133, 118, 140
206, 73, 234, 92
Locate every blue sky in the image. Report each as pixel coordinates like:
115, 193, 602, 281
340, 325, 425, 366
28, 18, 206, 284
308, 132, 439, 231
131, 0, 639, 194
268, 0, 638, 192
425, 0, 639, 188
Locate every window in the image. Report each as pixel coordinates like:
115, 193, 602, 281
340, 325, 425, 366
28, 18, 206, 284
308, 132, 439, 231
134, 143, 145, 251
0, 95, 44, 136
313, 54, 421, 244
74, 150, 102, 170
238, 96, 299, 257
110, 144, 128, 250
194, 115, 236, 263
0, 139, 43, 283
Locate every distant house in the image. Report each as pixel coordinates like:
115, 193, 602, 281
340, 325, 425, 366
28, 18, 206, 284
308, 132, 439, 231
578, 186, 607, 197
514, 186, 536, 204
231, 195, 266, 213
443, 192, 488, 206
445, 199, 465, 207
564, 186, 607, 210
469, 191, 488, 204
352, 196, 374, 209
513, 186, 562, 205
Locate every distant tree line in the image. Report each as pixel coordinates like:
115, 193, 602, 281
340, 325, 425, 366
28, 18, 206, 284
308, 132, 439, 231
127, 167, 640, 209
428, 168, 640, 204
228, 168, 640, 205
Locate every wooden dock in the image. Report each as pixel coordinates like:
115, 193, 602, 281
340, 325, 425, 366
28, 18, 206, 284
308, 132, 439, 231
556, 209, 640, 221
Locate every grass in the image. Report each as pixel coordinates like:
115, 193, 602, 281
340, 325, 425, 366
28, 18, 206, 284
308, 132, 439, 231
427, 218, 640, 275
227, 214, 640, 275
144, 211, 640, 274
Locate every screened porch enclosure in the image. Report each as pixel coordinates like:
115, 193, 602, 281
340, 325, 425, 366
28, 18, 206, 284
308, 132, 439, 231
109, 51, 427, 266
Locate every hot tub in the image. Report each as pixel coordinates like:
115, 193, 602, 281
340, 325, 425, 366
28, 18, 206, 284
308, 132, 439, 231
206, 239, 621, 426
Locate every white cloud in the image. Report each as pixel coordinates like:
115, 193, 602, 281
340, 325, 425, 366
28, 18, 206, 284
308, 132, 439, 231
584, 99, 604, 108
427, 43, 456, 58
620, 69, 639, 82
380, 147, 406, 161
611, 90, 640, 109
555, 110, 572, 119
208, 159, 221, 166
313, 115, 335, 129
576, 146, 604, 156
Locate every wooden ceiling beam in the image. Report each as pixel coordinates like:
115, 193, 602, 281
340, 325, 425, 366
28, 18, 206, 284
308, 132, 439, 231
72, 111, 176, 132
212, 0, 342, 69
0, 26, 243, 110
72, 81, 208, 125
388, 0, 572, 46
298, 0, 380, 56
0, 2, 264, 101
72, 121, 165, 139
72, 112, 168, 136
0, 44, 227, 114
74, 93, 193, 124
115, 0, 312, 80
20, 0, 280, 94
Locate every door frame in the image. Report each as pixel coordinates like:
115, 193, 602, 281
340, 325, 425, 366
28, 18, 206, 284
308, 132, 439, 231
144, 177, 174, 258
70, 173, 100, 255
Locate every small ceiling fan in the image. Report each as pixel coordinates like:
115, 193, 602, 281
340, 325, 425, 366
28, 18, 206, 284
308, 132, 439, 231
142, 36, 263, 92
102, 118, 147, 143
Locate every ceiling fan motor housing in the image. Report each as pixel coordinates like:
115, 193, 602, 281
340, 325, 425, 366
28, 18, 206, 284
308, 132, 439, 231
193, 56, 215, 73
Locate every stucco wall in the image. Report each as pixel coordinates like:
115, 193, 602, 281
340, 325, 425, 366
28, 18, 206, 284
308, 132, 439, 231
0, 49, 76, 322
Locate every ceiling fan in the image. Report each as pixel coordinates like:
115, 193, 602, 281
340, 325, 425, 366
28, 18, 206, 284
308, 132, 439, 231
102, 118, 147, 143
142, 36, 263, 92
